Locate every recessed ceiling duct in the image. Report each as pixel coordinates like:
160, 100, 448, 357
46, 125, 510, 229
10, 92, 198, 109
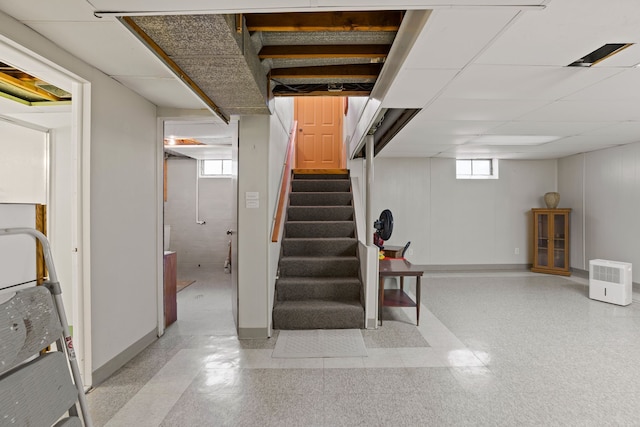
568, 43, 633, 67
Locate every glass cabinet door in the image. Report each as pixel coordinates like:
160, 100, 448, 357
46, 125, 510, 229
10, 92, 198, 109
553, 214, 566, 268
536, 213, 549, 267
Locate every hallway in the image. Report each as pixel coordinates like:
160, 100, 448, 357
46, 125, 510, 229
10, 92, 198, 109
86, 269, 640, 426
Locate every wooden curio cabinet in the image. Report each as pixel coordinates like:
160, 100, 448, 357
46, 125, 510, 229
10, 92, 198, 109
531, 208, 571, 276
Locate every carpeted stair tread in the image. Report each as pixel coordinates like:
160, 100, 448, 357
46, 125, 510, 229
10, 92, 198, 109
289, 192, 352, 206
292, 180, 351, 192
286, 206, 354, 221
282, 237, 357, 257
293, 173, 349, 180
279, 256, 359, 277
285, 221, 355, 238
276, 277, 362, 301
273, 300, 364, 329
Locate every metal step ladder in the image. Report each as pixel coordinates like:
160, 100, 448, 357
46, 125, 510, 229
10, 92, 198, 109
0, 228, 93, 426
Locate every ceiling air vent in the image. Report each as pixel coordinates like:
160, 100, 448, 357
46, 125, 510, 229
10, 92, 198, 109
568, 43, 633, 67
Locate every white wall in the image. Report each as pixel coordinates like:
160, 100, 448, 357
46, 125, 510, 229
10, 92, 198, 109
559, 142, 640, 283
165, 157, 233, 271
1, 11, 160, 374
557, 153, 585, 270
89, 74, 158, 369
0, 120, 47, 204
49, 126, 75, 322
370, 157, 557, 265
237, 115, 270, 337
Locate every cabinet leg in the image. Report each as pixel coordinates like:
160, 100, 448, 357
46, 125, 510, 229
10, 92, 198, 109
416, 276, 421, 326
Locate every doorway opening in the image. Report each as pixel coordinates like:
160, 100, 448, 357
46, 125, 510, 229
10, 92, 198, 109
160, 118, 238, 338
0, 40, 91, 386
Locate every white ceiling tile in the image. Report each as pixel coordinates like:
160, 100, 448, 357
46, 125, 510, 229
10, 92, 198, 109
564, 68, 640, 101
403, 9, 518, 69
114, 76, 206, 110
517, 100, 640, 122
527, 135, 623, 153
86, 0, 544, 13
0, 0, 97, 21
24, 21, 174, 77
441, 65, 622, 100
165, 145, 231, 160
164, 121, 231, 139
420, 98, 550, 121
487, 121, 613, 137
399, 118, 505, 136
477, 0, 640, 66
87, 0, 310, 13
382, 68, 458, 108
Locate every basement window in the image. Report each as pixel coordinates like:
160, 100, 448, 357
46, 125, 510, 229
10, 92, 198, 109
456, 159, 499, 180
200, 159, 232, 177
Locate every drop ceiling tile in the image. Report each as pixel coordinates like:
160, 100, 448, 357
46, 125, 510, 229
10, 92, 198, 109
382, 68, 458, 108
164, 122, 232, 138
86, 0, 545, 13
402, 9, 518, 69
477, 0, 640, 66
517, 100, 640, 122
564, 68, 640, 101
399, 118, 504, 136
113, 76, 206, 110
87, 0, 310, 13
440, 65, 622, 101
0, 0, 97, 21
488, 121, 613, 137
527, 135, 622, 153
24, 21, 174, 77
420, 98, 550, 121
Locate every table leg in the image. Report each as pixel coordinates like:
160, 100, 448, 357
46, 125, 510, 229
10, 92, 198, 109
378, 274, 384, 326
400, 276, 404, 291
416, 276, 421, 326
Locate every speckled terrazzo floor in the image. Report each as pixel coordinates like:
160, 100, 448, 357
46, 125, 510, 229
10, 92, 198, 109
86, 267, 640, 426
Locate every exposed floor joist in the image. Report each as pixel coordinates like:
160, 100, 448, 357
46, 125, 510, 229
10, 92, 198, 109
258, 44, 389, 60
270, 64, 382, 79
245, 11, 403, 32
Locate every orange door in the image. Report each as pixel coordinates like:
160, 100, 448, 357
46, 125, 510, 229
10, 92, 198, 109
294, 97, 344, 169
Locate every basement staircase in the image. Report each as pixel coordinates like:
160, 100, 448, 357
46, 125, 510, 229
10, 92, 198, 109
273, 170, 365, 329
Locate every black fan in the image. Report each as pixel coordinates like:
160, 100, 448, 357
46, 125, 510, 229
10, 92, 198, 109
374, 209, 394, 248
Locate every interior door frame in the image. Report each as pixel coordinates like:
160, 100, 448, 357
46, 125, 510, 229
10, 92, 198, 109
155, 115, 240, 335
0, 38, 92, 388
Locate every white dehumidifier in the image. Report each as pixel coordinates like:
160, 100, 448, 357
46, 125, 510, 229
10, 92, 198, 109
589, 259, 633, 306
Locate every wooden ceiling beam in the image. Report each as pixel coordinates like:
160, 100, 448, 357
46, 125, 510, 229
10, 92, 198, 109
164, 138, 204, 146
245, 11, 403, 32
0, 71, 60, 102
273, 90, 372, 97
258, 44, 389, 59
270, 64, 382, 79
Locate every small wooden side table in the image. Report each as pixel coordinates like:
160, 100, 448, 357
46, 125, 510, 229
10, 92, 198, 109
378, 259, 424, 326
